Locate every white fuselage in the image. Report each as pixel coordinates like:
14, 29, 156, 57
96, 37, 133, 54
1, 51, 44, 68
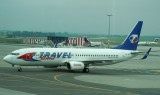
90, 42, 101, 47
138, 42, 158, 46
4, 48, 136, 66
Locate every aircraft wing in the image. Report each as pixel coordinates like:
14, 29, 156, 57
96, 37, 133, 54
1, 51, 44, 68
131, 48, 152, 60
65, 59, 117, 66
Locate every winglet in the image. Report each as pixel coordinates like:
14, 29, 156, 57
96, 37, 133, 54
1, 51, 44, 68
141, 48, 151, 59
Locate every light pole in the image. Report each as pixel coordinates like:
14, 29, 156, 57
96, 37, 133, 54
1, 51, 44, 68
107, 14, 112, 48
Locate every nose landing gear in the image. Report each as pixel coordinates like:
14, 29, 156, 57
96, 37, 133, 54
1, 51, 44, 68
18, 68, 22, 72
13, 65, 22, 72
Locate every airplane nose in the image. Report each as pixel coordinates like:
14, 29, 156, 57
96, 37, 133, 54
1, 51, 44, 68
3, 55, 10, 63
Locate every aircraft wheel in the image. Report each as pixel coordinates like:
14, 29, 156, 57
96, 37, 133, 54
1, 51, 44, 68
83, 68, 89, 73
18, 68, 22, 72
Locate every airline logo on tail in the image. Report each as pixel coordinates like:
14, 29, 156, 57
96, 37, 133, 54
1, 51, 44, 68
129, 34, 138, 44
154, 38, 159, 42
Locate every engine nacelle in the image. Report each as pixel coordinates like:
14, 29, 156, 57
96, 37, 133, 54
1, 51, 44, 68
66, 61, 84, 70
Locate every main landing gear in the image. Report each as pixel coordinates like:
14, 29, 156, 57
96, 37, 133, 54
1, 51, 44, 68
83, 68, 89, 73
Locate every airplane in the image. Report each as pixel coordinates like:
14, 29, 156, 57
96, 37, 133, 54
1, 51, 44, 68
138, 38, 159, 46
3, 21, 151, 73
84, 37, 102, 47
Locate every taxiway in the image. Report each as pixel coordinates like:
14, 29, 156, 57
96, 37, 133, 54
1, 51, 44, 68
0, 43, 160, 95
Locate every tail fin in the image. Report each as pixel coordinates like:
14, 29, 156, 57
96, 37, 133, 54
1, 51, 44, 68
54, 42, 58, 48
112, 21, 143, 50
154, 38, 159, 42
84, 37, 91, 44
84, 37, 91, 46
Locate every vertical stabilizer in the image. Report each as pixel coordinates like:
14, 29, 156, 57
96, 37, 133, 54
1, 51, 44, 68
112, 21, 143, 50
154, 38, 159, 42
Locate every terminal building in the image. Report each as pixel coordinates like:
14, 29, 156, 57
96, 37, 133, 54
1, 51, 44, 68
47, 36, 87, 46
47, 36, 68, 44
23, 39, 46, 44
67, 37, 86, 46
23, 36, 89, 46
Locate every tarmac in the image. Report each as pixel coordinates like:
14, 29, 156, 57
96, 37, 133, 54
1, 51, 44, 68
0, 43, 160, 95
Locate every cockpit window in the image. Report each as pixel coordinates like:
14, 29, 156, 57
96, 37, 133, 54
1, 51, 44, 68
10, 53, 19, 55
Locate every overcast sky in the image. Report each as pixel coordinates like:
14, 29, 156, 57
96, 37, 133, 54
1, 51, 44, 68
0, 0, 160, 36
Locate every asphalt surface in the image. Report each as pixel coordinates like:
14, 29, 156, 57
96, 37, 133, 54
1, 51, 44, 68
0, 43, 160, 95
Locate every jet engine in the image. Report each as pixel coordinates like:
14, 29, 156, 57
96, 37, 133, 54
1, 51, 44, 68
66, 61, 84, 70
